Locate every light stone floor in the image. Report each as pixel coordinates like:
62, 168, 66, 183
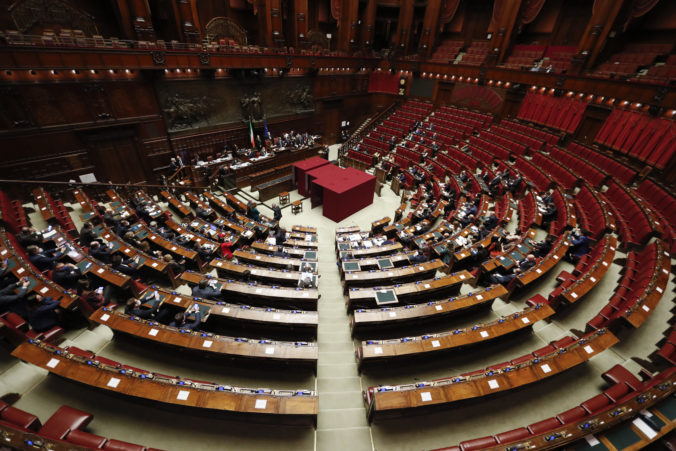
2, 145, 674, 450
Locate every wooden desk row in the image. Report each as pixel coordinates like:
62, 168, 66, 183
203, 191, 235, 215
365, 329, 618, 422
180, 270, 319, 310
339, 242, 403, 259
12, 341, 318, 425
0, 230, 79, 310
137, 286, 317, 331
622, 242, 671, 329
343, 260, 446, 289
559, 235, 617, 304
509, 232, 570, 296
347, 270, 474, 311
480, 369, 676, 450
480, 229, 538, 274
336, 225, 361, 235
160, 190, 192, 217
341, 251, 417, 273
351, 284, 508, 333
211, 258, 307, 287
184, 191, 214, 217
357, 303, 556, 367
32, 187, 56, 223
251, 241, 315, 260
184, 217, 240, 248
91, 307, 317, 364
292, 225, 317, 234
234, 250, 316, 271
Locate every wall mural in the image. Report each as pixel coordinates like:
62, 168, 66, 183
156, 78, 315, 132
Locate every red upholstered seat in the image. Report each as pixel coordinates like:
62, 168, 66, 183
557, 406, 588, 424
67, 346, 95, 359
103, 439, 146, 451
552, 336, 576, 349
66, 429, 107, 448
527, 417, 561, 434
26, 326, 64, 343
0, 406, 41, 430
532, 345, 556, 357
604, 383, 633, 402
459, 436, 498, 451
602, 365, 642, 390
39, 405, 93, 440
581, 393, 612, 414
495, 427, 530, 444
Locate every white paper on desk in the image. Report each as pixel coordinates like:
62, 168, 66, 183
362, 240, 373, 248
584, 435, 600, 446
176, 390, 190, 401
420, 392, 432, 402
255, 399, 267, 409
46, 358, 60, 368
487, 379, 499, 389
107, 377, 120, 388
632, 417, 657, 439
266, 238, 276, 245
202, 340, 213, 348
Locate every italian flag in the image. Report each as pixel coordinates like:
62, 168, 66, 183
249, 120, 255, 148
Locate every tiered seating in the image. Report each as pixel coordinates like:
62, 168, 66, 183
593, 109, 675, 169
602, 180, 659, 248
480, 130, 528, 156
517, 92, 587, 133
548, 145, 607, 187
548, 188, 573, 236
364, 329, 618, 422
437, 106, 493, 128
501, 44, 545, 69
469, 136, 510, 161
641, 53, 676, 84
514, 157, 552, 192
530, 152, 578, 190
490, 124, 544, 151
500, 120, 559, 145
34, 188, 77, 235
576, 140, 640, 184
518, 192, 536, 233
636, 179, 676, 253
0, 190, 29, 233
0, 402, 160, 450
441, 366, 675, 451
549, 235, 617, 305
593, 42, 673, 78
347, 149, 373, 168
461, 40, 490, 66
573, 183, 615, 240
586, 240, 671, 331
542, 46, 576, 73
430, 39, 463, 62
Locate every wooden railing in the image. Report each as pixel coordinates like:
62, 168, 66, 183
337, 100, 400, 160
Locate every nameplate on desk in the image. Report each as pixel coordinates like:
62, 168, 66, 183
584, 345, 594, 354
17, 268, 24, 274
431, 340, 440, 348
221, 307, 230, 314
374, 347, 383, 355
100, 314, 110, 322
521, 317, 530, 324
265, 347, 275, 355
476, 294, 483, 301
487, 379, 499, 389
202, 340, 213, 348
177, 390, 190, 401
424, 284, 431, 289
255, 288, 263, 294
479, 331, 489, 338
540, 364, 552, 374
148, 329, 159, 336
46, 358, 60, 368
255, 399, 267, 409
151, 263, 158, 268
435, 305, 442, 311
124, 249, 131, 254
642, 305, 650, 312
97, 268, 105, 274
39, 287, 49, 294
273, 313, 281, 320
256, 256, 261, 260
174, 297, 182, 303
107, 377, 120, 388
420, 392, 432, 402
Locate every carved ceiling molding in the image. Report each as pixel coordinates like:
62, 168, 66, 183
9, 0, 98, 35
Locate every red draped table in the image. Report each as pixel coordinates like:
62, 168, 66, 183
307, 165, 376, 222
293, 157, 331, 197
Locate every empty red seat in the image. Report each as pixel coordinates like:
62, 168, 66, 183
527, 417, 561, 434
459, 436, 498, 451
66, 429, 107, 448
495, 427, 530, 443
39, 405, 93, 440
580, 393, 612, 414
602, 365, 642, 390
603, 383, 633, 402
0, 406, 41, 430
103, 439, 146, 451
556, 406, 587, 424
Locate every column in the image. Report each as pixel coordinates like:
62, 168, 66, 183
393, 1, 415, 54
176, 0, 201, 44
361, 0, 377, 50
127, 0, 155, 41
293, 0, 309, 49
418, 0, 442, 56
574, 0, 626, 71
270, 0, 284, 47
337, 0, 359, 53
487, 0, 522, 66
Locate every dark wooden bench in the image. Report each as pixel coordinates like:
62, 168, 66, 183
257, 175, 294, 201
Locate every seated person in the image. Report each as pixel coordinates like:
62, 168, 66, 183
566, 229, 590, 262
51, 263, 82, 290
79, 222, 99, 247
192, 278, 220, 300
533, 236, 556, 258
125, 293, 162, 319
110, 254, 141, 277
17, 227, 42, 248
149, 221, 174, 240
274, 228, 287, 246
195, 243, 215, 262
26, 245, 64, 272
541, 202, 558, 227
298, 272, 315, 288
123, 231, 150, 253
163, 254, 186, 275
488, 254, 537, 285
0, 277, 30, 314
218, 234, 233, 259
247, 202, 261, 222
409, 250, 429, 264
76, 278, 111, 309
483, 210, 499, 230
25, 293, 62, 333
115, 220, 131, 237
88, 241, 113, 263
170, 304, 201, 331
102, 209, 119, 227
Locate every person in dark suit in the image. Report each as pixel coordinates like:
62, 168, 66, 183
17, 227, 42, 248
274, 228, 287, 246
533, 236, 556, 258
191, 278, 220, 300
125, 294, 162, 319
25, 294, 61, 333
169, 304, 201, 330
88, 241, 113, 263
567, 229, 590, 262
488, 254, 537, 285
26, 245, 63, 272
483, 210, 499, 230
163, 254, 186, 275
272, 204, 282, 222
79, 222, 99, 247
111, 254, 140, 277
51, 263, 82, 290
0, 277, 30, 314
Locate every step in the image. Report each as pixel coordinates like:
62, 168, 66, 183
318, 362, 358, 378
319, 391, 365, 410
316, 427, 373, 451
318, 407, 370, 429
317, 376, 363, 393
